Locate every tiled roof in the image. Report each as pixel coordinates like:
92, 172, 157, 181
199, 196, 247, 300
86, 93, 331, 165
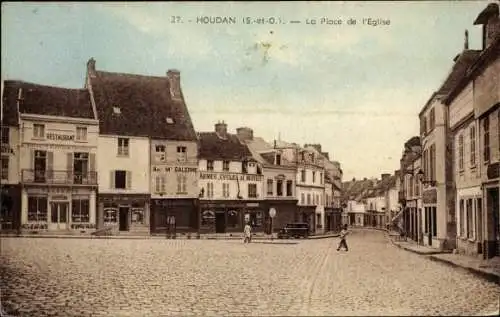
437, 50, 482, 96
2, 80, 94, 123
198, 132, 253, 161
2, 80, 21, 126
341, 179, 375, 201
89, 70, 197, 141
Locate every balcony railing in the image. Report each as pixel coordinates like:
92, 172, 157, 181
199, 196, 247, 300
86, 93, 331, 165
22, 169, 98, 185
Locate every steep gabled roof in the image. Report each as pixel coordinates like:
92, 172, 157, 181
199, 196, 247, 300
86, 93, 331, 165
437, 50, 482, 96
89, 69, 197, 140
198, 132, 253, 161
2, 80, 21, 126
2, 80, 94, 123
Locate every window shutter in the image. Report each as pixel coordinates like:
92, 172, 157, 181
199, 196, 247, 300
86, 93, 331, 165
47, 151, 54, 180
126, 171, 132, 189
110, 170, 115, 189
89, 153, 96, 172
30, 149, 35, 170
67, 152, 73, 172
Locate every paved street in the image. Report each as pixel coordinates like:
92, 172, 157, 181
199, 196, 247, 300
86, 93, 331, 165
1, 229, 499, 316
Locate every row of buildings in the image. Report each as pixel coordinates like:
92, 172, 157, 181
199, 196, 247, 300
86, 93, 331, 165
341, 174, 399, 231
395, 3, 500, 259
0, 59, 344, 236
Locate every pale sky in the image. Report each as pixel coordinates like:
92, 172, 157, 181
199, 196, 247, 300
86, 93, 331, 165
1, 1, 495, 180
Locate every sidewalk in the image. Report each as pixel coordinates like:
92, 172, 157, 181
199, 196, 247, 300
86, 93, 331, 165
387, 232, 500, 286
0, 231, 339, 241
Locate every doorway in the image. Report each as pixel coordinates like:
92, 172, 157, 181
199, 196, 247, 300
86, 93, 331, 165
119, 207, 129, 231
215, 212, 225, 233
487, 188, 499, 257
49, 202, 69, 230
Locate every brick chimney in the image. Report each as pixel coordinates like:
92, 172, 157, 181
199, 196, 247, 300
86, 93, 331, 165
87, 58, 96, 77
167, 69, 182, 100
474, 3, 500, 49
236, 127, 253, 141
215, 121, 228, 138
381, 173, 390, 180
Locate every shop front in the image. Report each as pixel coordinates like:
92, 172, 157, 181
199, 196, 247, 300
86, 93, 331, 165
264, 199, 298, 234
98, 193, 150, 234
0, 184, 21, 232
199, 200, 265, 234
21, 186, 96, 233
151, 198, 197, 234
297, 206, 316, 234
482, 162, 500, 259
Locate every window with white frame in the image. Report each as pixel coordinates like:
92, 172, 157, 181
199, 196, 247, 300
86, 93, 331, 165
76, 127, 87, 141
248, 183, 257, 198
301, 169, 306, 182
118, 138, 129, 156
176, 174, 187, 193
223, 160, 230, 171
301, 193, 305, 205
27, 196, 48, 222
207, 182, 214, 198
177, 146, 187, 162
312, 171, 316, 183
155, 145, 166, 162
33, 124, 45, 138
223, 183, 230, 198
207, 160, 214, 171
267, 179, 273, 196
470, 125, 476, 166
458, 134, 464, 171
155, 175, 166, 193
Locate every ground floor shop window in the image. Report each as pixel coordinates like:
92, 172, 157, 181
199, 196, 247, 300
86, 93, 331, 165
227, 210, 239, 228
131, 202, 144, 225
72, 199, 90, 223
201, 210, 215, 227
104, 203, 118, 224
28, 196, 48, 222
249, 211, 263, 227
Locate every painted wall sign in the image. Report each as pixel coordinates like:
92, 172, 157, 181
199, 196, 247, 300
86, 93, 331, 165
46, 133, 75, 141
153, 166, 198, 173
200, 172, 263, 181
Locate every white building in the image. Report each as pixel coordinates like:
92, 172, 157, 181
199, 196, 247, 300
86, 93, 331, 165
86, 59, 151, 235
13, 81, 99, 233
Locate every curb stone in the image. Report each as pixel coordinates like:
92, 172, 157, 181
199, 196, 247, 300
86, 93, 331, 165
428, 255, 500, 286
385, 230, 500, 286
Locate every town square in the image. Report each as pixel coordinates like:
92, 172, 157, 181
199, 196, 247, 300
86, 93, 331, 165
1, 1, 500, 316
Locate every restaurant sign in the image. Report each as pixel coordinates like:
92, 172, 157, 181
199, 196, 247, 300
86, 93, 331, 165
46, 133, 75, 141
200, 172, 262, 182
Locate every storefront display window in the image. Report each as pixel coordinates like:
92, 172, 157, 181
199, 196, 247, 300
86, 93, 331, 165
131, 202, 144, 224
104, 203, 118, 224
28, 196, 48, 222
72, 199, 90, 223
227, 210, 239, 228
201, 210, 215, 226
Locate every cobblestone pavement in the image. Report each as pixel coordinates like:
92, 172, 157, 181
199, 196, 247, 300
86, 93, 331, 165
1, 229, 499, 316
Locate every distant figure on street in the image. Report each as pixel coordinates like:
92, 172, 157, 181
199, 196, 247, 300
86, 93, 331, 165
337, 224, 349, 251
243, 222, 252, 243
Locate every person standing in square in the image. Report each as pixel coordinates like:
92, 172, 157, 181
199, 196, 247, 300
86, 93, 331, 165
243, 222, 252, 243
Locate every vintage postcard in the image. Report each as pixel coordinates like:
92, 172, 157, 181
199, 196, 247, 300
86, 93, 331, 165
1, 1, 499, 316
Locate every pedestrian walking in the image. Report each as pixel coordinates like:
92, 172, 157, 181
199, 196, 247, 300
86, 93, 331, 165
337, 224, 349, 251
243, 222, 252, 243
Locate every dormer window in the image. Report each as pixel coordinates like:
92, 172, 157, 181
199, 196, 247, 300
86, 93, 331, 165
242, 161, 248, 174
166, 117, 174, 124
275, 154, 282, 165
113, 106, 121, 114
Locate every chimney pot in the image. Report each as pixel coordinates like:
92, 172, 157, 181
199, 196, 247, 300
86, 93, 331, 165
215, 121, 228, 138
236, 127, 253, 141
167, 69, 182, 100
